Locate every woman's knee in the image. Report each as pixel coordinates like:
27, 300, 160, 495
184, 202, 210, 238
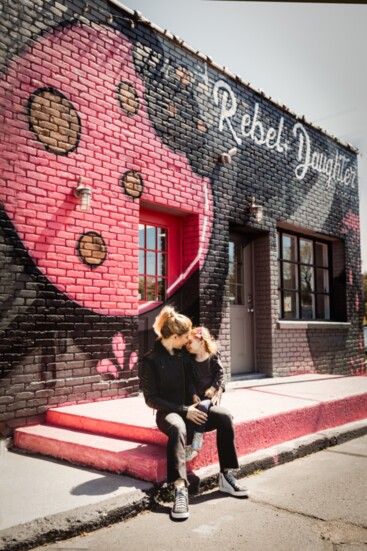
167, 416, 187, 441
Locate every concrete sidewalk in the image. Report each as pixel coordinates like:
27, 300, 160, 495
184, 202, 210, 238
1, 374, 367, 550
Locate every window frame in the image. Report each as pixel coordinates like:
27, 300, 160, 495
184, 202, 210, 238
278, 229, 332, 321
139, 208, 181, 307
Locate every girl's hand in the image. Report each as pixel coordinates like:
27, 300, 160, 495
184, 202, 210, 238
186, 404, 207, 425
204, 386, 216, 398
193, 394, 201, 404
211, 387, 223, 406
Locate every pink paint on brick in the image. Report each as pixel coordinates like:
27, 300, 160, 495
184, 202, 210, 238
0, 23, 213, 317
342, 211, 360, 233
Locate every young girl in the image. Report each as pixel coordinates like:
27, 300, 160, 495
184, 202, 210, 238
185, 326, 225, 461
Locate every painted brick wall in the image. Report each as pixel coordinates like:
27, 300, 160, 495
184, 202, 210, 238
0, 0, 364, 436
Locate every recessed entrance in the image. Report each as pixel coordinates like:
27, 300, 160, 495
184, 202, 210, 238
229, 234, 255, 374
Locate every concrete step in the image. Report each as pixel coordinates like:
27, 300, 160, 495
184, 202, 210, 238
13, 375, 367, 484
46, 396, 166, 446
14, 424, 167, 483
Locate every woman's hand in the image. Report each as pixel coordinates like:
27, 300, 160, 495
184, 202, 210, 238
186, 404, 207, 425
211, 387, 223, 406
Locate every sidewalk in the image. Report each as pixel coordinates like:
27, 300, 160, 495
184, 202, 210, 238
1, 374, 367, 550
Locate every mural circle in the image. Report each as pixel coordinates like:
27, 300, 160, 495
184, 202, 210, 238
78, 232, 107, 267
117, 81, 139, 116
28, 87, 81, 155
122, 170, 144, 198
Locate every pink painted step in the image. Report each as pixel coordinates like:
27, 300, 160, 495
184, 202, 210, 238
46, 396, 166, 446
14, 424, 167, 483
13, 376, 367, 483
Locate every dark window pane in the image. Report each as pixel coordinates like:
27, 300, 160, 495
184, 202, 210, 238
300, 265, 314, 292
282, 262, 297, 290
282, 234, 297, 262
157, 252, 167, 276
301, 292, 314, 319
283, 291, 298, 319
315, 242, 328, 267
316, 268, 329, 293
316, 294, 330, 319
157, 279, 166, 301
158, 229, 167, 251
300, 239, 313, 264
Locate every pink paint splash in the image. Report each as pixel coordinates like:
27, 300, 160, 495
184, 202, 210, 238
342, 211, 360, 234
96, 332, 138, 378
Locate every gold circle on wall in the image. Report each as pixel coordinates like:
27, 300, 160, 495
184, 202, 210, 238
78, 232, 107, 267
122, 171, 144, 198
117, 82, 140, 116
28, 87, 81, 155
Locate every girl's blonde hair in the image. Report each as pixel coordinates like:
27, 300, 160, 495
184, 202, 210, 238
153, 305, 192, 339
191, 326, 219, 355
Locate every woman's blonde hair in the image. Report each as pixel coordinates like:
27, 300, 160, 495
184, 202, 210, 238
191, 326, 219, 355
153, 305, 192, 339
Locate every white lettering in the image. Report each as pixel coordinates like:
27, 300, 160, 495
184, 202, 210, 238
213, 80, 242, 145
212, 80, 356, 191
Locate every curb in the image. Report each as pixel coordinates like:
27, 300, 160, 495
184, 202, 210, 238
1, 418, 367, 550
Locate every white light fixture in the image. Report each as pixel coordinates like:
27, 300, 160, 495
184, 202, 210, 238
219, 146, 238, 164
249, 196, 264, 223
75, 177, 92, 212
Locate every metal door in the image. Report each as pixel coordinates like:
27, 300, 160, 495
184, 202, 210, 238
229, 238, 255, 374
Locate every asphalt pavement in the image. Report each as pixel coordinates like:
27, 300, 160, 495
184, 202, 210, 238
32, 434, 367, 551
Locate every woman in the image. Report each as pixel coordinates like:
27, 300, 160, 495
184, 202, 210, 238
141, 305, 249, 521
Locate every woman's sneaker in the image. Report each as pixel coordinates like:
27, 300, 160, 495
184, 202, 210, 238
219, 471, 249, 498
191, 431, 203, 451
171, 486, 189, 520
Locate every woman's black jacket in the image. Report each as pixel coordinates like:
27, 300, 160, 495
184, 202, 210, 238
141, 340, 192, 415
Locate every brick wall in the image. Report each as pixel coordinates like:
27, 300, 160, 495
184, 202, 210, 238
0, 0, 363, 436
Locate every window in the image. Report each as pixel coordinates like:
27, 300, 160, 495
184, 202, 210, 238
139, 223, 168, 302
278, 230, 331, 320
228, 240, 244, 305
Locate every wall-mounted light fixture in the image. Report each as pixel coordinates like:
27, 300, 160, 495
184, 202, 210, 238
75, 177, 92, 212
249, 196, 264, 223
219, 146, 238, 164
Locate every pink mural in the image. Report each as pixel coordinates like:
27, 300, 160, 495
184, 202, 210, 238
0, 23, 213, 317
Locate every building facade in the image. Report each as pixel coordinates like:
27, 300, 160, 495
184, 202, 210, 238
0, 0, 364, 437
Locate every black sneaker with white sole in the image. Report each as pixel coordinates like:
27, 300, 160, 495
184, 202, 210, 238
171, 486, 189, 520
219, 471, 249, 498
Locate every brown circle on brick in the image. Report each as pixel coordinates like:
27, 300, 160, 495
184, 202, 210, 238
117, 82, 139, 116
28, 87, 81, 155
78, 232, 107, 267
122, 171, 143, 198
